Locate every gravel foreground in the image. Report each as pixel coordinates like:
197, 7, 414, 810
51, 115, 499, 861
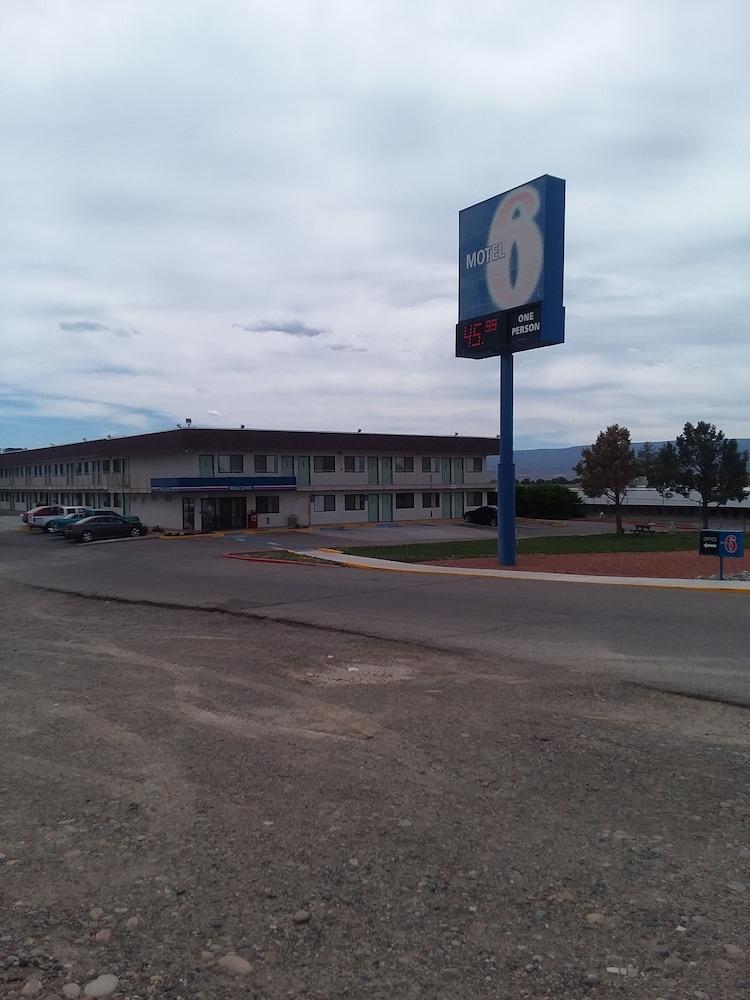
0, 581, 748, 1000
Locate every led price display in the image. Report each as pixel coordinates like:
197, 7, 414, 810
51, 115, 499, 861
455, 311, 506, 359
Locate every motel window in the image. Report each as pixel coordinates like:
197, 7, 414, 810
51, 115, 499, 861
83, 462, 89, 474
218, 454, 243, 473
112, 494, 121, 508
255, 495, 280, 515
469, 458, 483, 473
422, 492, 440, 509
395, 457, 414, 473
344, 494, 367, 511
395, 493, 415, 509
487, 491, 498, 505
74, 463, 82, 475
112, 459, 121, 473
313, 455, 336, 473
101, 493, 111, 506
421, 457, 440, 473
102, 460, 110, 473
468, 491, 483, 507
254, 455, 278, 473
313, 494, 336, 512
344, 456, 365, 473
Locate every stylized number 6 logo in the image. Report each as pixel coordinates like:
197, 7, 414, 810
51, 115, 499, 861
725, 535, 737, 553
487, 185, 543, 309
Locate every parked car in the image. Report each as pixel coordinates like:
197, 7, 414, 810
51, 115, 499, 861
30, 505, 91, 531
46, 508, 138, 535
464, 504, 498, 526
20, 505, 49, 524
64, 514, 148, 543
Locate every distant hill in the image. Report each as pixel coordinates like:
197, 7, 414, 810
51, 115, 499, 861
501, 438, 750, 482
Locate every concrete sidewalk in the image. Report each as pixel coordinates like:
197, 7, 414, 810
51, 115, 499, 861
300, 548, 750, 593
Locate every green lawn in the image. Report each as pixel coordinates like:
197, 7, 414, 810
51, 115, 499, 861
340, 532, 700, 563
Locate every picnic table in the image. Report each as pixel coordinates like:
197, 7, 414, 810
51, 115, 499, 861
631, 522, 656, 536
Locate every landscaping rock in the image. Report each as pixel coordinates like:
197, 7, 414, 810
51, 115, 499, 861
217, 954, 252, 976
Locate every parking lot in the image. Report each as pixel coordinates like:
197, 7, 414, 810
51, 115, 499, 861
0, 509, 611, 549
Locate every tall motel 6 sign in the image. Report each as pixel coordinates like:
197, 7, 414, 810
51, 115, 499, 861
456, 175, 566, 566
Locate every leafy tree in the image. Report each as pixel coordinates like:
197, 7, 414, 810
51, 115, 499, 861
648, 441, 681, 494
638, 441, 656, 483
575, 425, 639, 534
654, 421, 748, 528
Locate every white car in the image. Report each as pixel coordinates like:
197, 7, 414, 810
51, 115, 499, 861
20, 505, 49, 524
30, 506, 91, 531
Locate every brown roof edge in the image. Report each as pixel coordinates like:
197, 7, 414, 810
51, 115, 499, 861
0, 427, 500, 466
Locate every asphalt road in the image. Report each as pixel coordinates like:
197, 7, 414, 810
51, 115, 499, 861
1, 518, 747, 706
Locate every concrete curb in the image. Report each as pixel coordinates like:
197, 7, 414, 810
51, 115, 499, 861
158, 527, 317, 541
223, 551, 339, 567
296, 549, 750, 594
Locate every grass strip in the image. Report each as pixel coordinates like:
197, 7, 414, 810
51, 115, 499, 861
340, 532, 701, 563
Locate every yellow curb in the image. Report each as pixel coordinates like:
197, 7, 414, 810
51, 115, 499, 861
157, 526, 318, 540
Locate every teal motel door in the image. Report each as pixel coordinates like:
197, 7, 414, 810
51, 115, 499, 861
380, 493, 393, 522
441, 492, 452, 518
297, 456, 310, 487
451, 492, 464, 518
367, 494, 379, 522
367, 457, 379, 485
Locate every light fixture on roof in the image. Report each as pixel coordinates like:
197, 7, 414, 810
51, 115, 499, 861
357, 429, 362, 433
185, 417, 192, 427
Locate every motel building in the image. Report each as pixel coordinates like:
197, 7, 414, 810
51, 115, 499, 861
0, 428, 499, 531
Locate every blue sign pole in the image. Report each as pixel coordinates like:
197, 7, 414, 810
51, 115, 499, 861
498, 352, 516, 565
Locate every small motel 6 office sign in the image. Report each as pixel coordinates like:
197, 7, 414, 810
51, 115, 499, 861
699, 529, 744, 579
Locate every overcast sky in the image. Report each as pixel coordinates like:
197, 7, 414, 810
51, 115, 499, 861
2, 1, 748, 450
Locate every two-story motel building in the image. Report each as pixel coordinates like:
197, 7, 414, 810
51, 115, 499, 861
0, 428, 499, 531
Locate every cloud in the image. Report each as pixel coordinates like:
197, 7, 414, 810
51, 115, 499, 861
207, 409, 220, 415
1, 2, 748, 450
232, 320, 328, 338
59, 321, 111, 333
59, 320, 141, 338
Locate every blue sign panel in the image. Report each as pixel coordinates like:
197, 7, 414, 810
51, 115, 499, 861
457, 174, 565, 357
151, 476, 296, 492
699, 529, 745, 558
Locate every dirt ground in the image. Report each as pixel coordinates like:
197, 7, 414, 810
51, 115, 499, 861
430, 550, 750, 578
1, 580, 749, 1000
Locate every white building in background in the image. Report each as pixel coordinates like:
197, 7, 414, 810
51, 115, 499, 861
0, 427, 499, 531
578, 486, 750, 524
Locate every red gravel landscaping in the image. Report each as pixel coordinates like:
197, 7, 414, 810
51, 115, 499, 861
429, 550, 750, 579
